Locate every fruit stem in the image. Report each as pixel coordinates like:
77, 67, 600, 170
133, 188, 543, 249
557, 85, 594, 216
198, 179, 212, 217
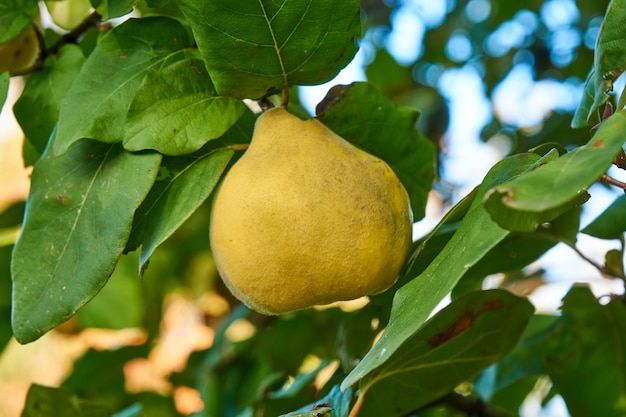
281, 85, 290, 107
226, 144, 249, 151
348, 390, 365, 417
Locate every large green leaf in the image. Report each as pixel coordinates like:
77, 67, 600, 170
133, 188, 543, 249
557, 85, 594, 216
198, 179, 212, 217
128, 110, 255, 273
582, 194, 626, 239
572, 69, 599, 128
53, 17, 193, 155
544, 286, 626, 417
356, 290, 533, 416
14, 44, 85, 154
0, 0, 39, 44
318, 82, 436, 221
123, 57, 246, 155
11, 139, 161, 343
175, 0, 360, 99
342, 152, 542, 390
573, 0, 626, 127
474, 314, 559, 400
485, 110, 626, 231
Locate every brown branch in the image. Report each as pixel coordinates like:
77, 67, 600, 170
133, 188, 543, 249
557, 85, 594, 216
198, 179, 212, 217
600, 174, 626, 193
12, 11, 104, 76
281, 85, 290, 107
347, 389, 365, 417
47, 11, 103, 56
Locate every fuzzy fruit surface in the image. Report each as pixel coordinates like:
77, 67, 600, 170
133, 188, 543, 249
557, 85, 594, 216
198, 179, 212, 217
210, 107, 413, 315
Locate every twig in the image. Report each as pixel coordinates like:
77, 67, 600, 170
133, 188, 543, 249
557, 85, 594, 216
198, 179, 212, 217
12, 11, 104, 76
347, 390, 365, 417
281, 85, 290, 107
600, 174, 626, 193
47, 11, 103, 56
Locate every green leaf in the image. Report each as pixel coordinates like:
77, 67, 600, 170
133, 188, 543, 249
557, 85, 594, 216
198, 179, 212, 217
342, 152, 542, 391
484, 149, 588, 232
402, 186, 479, 280
338, 302, 390, 372
0, 0, 39, 44
54, 16, 193, 155
582, 194, 626, 239
75, 252, 144, 329
605, 249, 625, 278
90, 0, 134, 19
132, 150, 234, 272
175, 0, 360, 99
11, 139, 161, 343
474, 314, 558, 399
317, 82, 436, 221
14, 44, 85, 154
128, 109, 254, 273
62, 345, 149, 410
356, 290, 534, 416
485, 110, 626, 231
572, 69, 600, 128
456, 206, 582, 297
123, 57, 246, 155
20, 384, 111, 417
544, 286, 626, 417
580, 0, 626, 127
0, 71, 8, 108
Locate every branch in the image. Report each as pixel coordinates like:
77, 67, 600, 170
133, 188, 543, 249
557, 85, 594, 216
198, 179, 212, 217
600, 174, 626, 193
12, 11, 103, 76
47, 11, 103, 56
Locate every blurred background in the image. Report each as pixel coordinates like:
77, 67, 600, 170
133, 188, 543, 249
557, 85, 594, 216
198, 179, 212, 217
0, 0, 623, 416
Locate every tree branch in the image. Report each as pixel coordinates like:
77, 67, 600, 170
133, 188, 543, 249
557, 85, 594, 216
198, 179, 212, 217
600, 174, 626, 193
47, 11, 103, 56
12, 11, 104, 76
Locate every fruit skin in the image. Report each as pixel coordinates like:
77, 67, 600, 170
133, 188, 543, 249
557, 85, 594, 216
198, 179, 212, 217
210, 107, 413, 315
0, 25, 40, 75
